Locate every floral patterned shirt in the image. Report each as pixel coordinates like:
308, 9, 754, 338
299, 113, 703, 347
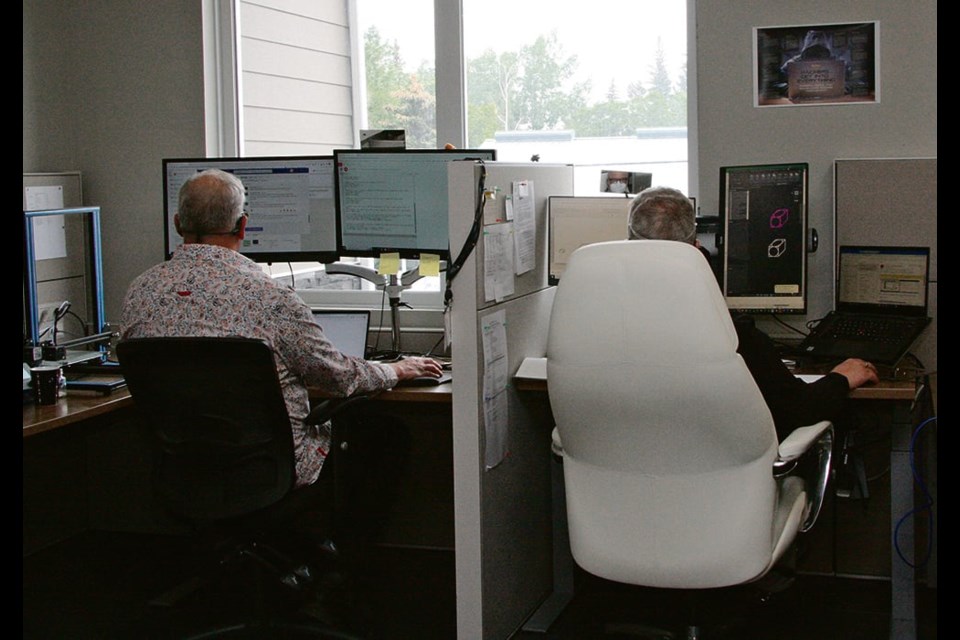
120, 244, 398, 487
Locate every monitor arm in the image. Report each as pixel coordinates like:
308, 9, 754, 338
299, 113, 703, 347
323, 263, 424, 355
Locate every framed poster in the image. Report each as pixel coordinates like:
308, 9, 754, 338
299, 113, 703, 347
755, 22, 878, 107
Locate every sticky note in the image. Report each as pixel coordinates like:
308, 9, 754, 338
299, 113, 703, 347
420, 253, 440, 276
377, 252, 400, 275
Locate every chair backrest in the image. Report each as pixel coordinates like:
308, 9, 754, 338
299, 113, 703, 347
547, 240, 781, 588
117, 337, 295, 521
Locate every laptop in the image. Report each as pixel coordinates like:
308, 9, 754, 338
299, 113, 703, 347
797, 246, 931, 365
311, 310, 371, 359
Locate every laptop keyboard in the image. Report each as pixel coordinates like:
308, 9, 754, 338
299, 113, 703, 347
827, 317, 919, 344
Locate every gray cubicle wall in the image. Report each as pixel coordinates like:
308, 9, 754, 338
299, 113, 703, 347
835, 158, 937, 372
836, 157, 937, 592
449, 161, 574, 639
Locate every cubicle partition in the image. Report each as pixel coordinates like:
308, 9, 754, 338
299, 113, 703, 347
834, 157, 938, 606
834, 158, 937, 373
448, 161, 574, 639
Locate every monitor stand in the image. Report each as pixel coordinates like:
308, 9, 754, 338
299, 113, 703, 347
324, 262, 425, 355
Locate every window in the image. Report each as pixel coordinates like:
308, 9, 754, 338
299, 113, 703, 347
212, 0, 690, 306
463, 0, 688, 194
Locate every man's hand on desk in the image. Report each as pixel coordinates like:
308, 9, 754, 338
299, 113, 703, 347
387, 356, 445, 382
831, 358, 880, 390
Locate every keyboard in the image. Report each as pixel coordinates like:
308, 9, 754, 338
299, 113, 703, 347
826, 316, 921, 344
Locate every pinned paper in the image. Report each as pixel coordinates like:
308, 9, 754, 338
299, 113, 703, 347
419, 253, 440, 276
377, 252, 400, 275
483, 223, 515, 301
481, 309, 510, 469
512, 180, 536, 275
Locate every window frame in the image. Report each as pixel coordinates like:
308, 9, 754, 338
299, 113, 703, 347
203, 0, 699, 311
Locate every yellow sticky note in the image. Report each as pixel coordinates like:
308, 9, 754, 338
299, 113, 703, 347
420, 253, 440, 276
377, 252, 400, 275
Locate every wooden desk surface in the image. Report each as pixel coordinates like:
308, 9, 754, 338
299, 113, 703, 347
23, 389, 134, 439
368, 381, 452, 403
23, 381, 452, 440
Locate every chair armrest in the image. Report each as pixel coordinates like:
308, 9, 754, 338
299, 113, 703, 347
773, 421, 834, 533
777, 420, 832, 464
306, 394, 371, 426
551, 427, 564, 457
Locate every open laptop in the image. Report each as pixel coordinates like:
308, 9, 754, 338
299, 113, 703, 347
311, 310, 371, 359
797, 246, 931, 365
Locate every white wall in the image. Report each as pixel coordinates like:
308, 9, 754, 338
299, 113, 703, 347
23, 0, 206, 324
694, 0, 937, 324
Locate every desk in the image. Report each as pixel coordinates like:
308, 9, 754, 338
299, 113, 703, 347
23, 383, 453, 552
23, 389, 138, 553
23, 389, 133, 439
23, 384, 451, 439
327, 383, 454, 550
516, 375, 927, 640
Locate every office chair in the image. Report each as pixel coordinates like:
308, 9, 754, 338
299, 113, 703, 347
546, 241, 833, 638
117, 336, 366, 638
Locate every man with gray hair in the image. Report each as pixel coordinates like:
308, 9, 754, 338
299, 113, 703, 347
627, 186, 878, 440
122, 169, 442, 489
627, 186, 698, 244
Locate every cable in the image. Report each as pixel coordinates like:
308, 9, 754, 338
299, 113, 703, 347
58, 310, 88, 340
425, 331, 445, 358
444, 161, 488, 302
805, 316, 826, 332
770, 313, 809, 337
892, 413, 937, 569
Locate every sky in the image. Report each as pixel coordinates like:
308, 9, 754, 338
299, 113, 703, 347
356, 0, 688, 102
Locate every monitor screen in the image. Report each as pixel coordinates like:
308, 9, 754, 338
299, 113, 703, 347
548, 196, 631, 284
310, 310, 371, 359
719, 163, 808, 313
333, 148, 497, 260
163, 156, 338, 263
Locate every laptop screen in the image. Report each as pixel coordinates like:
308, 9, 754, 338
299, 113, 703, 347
837, 246, 929, 316
311, 310, 371, 359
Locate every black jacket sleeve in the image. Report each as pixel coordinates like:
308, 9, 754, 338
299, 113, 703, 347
733, 317, 849, 441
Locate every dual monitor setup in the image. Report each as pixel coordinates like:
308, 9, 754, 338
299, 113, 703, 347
165, 155, 810, 318
163, 149, 497, 265
549, 162, 811, 314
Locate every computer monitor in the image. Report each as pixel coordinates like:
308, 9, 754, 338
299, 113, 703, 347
333, 148, 497, 260
163, 156, 338, 263
548, 196, 631, 284
718, 163, 808, 313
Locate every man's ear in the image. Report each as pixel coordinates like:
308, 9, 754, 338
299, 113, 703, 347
174, 213, 183, 237
235, 214, 247, 240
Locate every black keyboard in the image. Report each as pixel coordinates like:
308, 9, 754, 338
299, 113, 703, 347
827, 316, 918, 343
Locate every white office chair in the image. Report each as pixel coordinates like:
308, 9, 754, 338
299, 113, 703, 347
546, 240, 832, 635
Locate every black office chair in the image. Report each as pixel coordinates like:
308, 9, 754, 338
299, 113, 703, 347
117, 336, 366, 638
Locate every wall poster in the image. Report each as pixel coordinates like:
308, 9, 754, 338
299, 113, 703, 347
755, 22, 879, 107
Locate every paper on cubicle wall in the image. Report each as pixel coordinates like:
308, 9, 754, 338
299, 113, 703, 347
481, 309, 509, 469
25, 185, 65, 212
25, 186, 69, 260
512, 180, 536, 275
483, 222, 515, 302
